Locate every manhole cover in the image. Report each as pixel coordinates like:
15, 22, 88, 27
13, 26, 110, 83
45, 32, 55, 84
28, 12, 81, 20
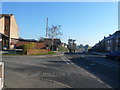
39, 72, 65, 77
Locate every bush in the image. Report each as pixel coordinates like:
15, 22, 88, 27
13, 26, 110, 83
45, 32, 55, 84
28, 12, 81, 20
58, 45, 68, 52
22, 43, 35, 54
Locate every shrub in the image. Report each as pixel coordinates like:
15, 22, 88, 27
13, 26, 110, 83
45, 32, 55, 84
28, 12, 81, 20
58, 45, 68, 52
22, 43, 35, 54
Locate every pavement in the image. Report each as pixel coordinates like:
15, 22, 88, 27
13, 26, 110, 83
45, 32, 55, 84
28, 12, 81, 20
2, 52, 119, 88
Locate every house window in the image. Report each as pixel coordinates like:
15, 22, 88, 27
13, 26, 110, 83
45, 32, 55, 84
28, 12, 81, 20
107, 47, 110, 51
116, 39, 118, 43
110, 40, 112, 43
107, 40, 109, 43
116, 47, 118, 51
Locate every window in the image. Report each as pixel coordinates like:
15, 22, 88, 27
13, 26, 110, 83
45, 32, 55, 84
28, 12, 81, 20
107, 47, 110, 51
116, 39, 118, 43
110, 40, 112, 43
116, 47, 118, 51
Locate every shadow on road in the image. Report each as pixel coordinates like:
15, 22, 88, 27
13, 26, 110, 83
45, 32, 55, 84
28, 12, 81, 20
65, 54, 120, 88
48, 61, 67, 64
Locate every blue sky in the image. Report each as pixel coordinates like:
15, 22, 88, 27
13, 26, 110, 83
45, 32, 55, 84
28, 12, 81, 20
2, 2, 118, 46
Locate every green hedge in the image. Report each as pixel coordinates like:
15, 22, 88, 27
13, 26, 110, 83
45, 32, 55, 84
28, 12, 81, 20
22, 43, 35, 54
58, 45, 68, 52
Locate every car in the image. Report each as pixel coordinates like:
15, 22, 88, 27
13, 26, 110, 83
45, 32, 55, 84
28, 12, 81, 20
106, 51, 120, 60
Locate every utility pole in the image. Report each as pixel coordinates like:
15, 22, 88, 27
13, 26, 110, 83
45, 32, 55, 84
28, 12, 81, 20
46, 17, 49, 50
46, 17, 48, 38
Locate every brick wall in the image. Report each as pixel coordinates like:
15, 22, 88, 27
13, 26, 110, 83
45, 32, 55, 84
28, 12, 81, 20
16, 42, 46, 49
27, 49, 48, 55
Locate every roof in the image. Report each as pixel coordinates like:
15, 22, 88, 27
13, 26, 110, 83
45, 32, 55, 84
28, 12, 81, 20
19, 39, 38, 42
0, 14, 13, 19
13, 38, 38, 42
101, 30, 120, 42
0, 33, 9, 38
44, 38, 61, 40
93, 30, 120, 46
43, 38, 61, 42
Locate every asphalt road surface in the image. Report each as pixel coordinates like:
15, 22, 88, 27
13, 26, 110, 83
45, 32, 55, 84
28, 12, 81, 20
2, 53, 118, 88
64, 53, 120, 88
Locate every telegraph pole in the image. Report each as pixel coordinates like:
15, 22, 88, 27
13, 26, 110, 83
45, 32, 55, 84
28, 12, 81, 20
46, 17, 48, 38
46, 17, 49, 50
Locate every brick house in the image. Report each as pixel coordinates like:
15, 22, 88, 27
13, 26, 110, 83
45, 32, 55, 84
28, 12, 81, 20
0, 14, 19, 50
41, 38, 61, 51
92, 30, 120, 52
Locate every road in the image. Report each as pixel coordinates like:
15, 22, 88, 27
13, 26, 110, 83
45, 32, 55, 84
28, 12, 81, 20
2, 53, 118, 88
64, 53, 120, 88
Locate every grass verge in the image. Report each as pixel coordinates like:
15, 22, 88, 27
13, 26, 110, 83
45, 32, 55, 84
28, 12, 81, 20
1, 51, 57, 55
32, 51, 56, 55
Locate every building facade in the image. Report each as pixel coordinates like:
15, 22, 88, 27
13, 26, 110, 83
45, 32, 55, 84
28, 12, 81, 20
92, 30, 120, 52
41, 38, 61, 51
0, 14, 19, 50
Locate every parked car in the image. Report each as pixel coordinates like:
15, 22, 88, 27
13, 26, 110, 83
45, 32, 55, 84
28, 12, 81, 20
106, 51, 120, 60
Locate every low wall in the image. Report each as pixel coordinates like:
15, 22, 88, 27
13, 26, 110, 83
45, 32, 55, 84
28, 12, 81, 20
27, 49, 48, 55
16, 42, 46, 49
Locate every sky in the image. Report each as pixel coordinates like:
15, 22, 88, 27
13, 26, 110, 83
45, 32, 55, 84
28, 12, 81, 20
2, 2, 118, 46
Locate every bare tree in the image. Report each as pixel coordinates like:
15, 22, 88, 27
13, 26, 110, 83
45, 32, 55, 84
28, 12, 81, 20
38, 37, 44, 42
48, 25, 62, 51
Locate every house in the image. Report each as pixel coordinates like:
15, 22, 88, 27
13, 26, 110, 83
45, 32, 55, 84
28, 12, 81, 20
41, 38, 61, 51
92, 30, 120, 52
61, 43, 67, 48
0, 14, 19, 50
77, 44, 91, 52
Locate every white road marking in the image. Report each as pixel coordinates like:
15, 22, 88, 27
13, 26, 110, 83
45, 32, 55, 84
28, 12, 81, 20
97, 79, 104, 84
81, 68, 83, 70
90, 74, 97, 79
85, 71, 89, 74
106, 85, 112, 88
62, 55, 72, 64
60, 56, 69, 64
40, 77, 71, 88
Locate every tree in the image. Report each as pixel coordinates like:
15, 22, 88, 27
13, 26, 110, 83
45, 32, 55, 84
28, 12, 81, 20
67, 39, 76, 52
48, 25, 62, 51
38, 37, 44, 42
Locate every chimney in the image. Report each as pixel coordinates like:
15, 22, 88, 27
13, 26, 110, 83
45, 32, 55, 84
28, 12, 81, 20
109, 34, 111, 36
104, 36, 106, 39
